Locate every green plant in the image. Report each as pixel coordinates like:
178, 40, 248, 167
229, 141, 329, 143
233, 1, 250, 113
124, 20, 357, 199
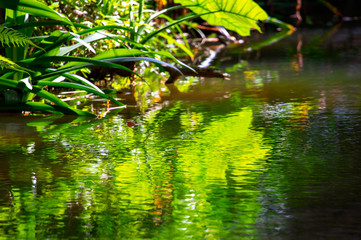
53, 0, 269, 64
0, 0, 273, 116
0, 0, 185, 116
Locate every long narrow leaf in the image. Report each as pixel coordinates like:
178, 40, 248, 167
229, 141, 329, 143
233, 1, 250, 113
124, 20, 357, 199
0, 0, 71, 24
149, 51, 196, 73
95, 49, 195, 73
0, 77, 18, 89
36, 81, 124, 107
138, 0, 144, 23
0, 77, 80, 112
145, 5, 185, 24
58, 32, 107, 56
30, 31, 73, 58
68, 32, 96, 54
158, 32, 194, 59
31, 86, 73, 108
61, 72, 104, 93
21, 56, 138, 77
58, 32, 145, 56
101, 57, 183, 75
93, 49, 144, 59
77, 25, 136, 36
9, 21, 89, 30
0, 55, 33, 73
141, 13, 198, 44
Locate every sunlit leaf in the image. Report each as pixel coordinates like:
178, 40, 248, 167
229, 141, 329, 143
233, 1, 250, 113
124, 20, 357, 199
20, 77, 32, 90
0, 0, 71, 24
158, 32, 194, 59
174, 0, 268, 36
0, 55, 32, 73
36, 81, 124, 107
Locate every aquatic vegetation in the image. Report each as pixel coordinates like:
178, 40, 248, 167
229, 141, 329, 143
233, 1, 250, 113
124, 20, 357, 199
0, 0, 183, 115
0, 0, 272, 116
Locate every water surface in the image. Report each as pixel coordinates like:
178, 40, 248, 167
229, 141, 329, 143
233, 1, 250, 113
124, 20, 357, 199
1, 26, 361, 239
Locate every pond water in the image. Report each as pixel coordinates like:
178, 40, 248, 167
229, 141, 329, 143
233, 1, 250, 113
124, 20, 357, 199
1, 25, 361, 239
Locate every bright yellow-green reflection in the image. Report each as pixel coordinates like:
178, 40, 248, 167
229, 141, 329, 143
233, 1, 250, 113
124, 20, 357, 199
158, 107, 271, 239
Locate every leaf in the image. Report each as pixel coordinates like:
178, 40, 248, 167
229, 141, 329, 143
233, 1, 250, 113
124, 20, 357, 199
0, 55, 33, 73
67, 32, 96, 54
173, 0, 268, 36
0, 0, 71, 24
58, 32, 107, 56
141, 13, 198, 44
92, 49, 145, 60
0, 26, 31, 47
9, 21, 88, 31
0, 76, 73, 108
22, 55, 139, 79
101, 57, 184, 76
31, 31, 72, 58
36, 81, 124, 107
20, 77, 32, 90
77, 25, 136, 37
61, 72, 104, 93
158, 32, 194, 59
152, 51, 196, 73
94, 49, 195, 73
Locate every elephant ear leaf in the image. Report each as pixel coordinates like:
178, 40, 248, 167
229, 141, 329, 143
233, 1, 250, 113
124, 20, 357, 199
174, 0, 268, 36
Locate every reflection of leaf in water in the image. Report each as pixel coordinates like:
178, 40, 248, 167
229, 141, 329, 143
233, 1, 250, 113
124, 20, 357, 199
165, 107, 271, 238
174, 76, 197, 93
178, 107, 270, 182
225, 61, 248, 73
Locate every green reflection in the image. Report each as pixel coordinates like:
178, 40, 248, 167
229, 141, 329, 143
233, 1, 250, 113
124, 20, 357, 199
158, 108, 270, 239
0, 100, 272, 239
2, 25, 361, 239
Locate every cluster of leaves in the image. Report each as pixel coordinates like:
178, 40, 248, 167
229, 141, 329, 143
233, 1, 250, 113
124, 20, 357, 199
0, 0, 269, 116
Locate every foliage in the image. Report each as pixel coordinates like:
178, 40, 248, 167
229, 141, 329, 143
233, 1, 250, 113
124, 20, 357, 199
0, 55, 30, 73
0, 0, 272, 116
0, 0, 186, 116
0, 6, 123, 115
174, 0, 268, 36
0, 26, 37, 48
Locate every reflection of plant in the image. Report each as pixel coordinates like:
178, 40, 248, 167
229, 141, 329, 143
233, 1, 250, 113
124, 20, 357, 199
0, 94, 272, 239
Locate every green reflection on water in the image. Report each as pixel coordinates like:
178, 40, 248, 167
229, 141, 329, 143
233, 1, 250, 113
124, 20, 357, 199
0, 99, 272, 239
1, 26, 361, 239
160, 108, 271, 240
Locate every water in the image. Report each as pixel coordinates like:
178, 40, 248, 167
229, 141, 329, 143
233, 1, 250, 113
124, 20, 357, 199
1, 26, 361, 239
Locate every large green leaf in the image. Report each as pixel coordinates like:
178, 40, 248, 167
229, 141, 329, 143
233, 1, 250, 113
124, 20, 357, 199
0, 0, 71, 24
174, 0, 268, 36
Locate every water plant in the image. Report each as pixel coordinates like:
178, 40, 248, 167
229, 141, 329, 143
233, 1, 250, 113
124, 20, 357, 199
0, 0, 184, 116
0, 0, 271, 116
